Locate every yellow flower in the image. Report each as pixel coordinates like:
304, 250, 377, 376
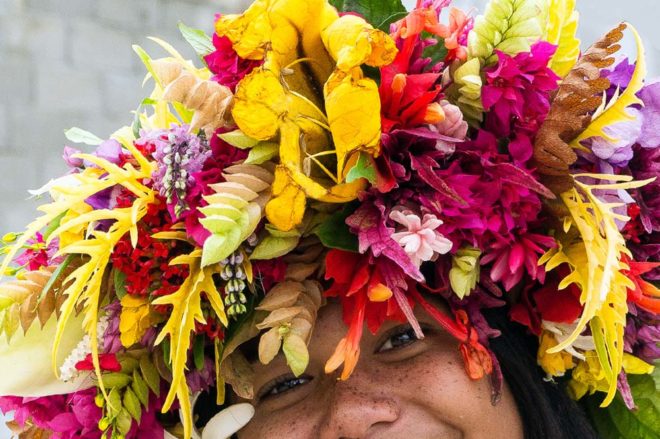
449, 246, 481, 299
537, 330, 574, 377
119, 295, 164, 348
217, 0, 397, 231
568, 352, 654, 402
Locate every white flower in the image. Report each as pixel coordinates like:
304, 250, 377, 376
390, 209, 453, 267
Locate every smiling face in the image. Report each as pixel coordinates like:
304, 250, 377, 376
236, 300, 524, 438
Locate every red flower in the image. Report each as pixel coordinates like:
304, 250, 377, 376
509, 268, 583, 335
622, 254, 660, 313
74, 353, 121, 373
324, 250, 403, 380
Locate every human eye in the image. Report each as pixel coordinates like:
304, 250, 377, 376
257, 374, 313, 401
376, 324, 426, 353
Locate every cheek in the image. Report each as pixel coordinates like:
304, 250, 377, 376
378, 346, 522, 439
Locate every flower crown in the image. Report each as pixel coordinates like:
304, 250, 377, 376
1, 0, 658, 437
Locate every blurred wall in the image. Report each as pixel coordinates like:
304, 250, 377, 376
0, 0, 251, 234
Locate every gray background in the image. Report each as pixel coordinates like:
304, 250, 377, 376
0, 0, 658, 436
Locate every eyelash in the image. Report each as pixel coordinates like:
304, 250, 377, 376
258, 325, 427, 400
376, 325, 424, 353
259, 375, 313, 401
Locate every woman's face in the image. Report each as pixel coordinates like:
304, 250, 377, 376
237, 301, 524, 438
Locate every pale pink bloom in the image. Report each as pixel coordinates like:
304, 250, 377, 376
430, 100, 468, 153
390, 210, 453, 266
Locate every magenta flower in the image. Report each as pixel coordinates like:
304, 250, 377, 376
390, 209, 453, 267
480, 232, 555, 291
204, 31, 263, 92
482, 41, 560, 147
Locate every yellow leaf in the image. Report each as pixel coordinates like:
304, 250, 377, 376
152, 254, 227, 433
119, 295, 162, 348
321, 14, 397, 72
265, 167, 307, 232
571, 24, 646, 147
542, 0, 580, 77
232, 69, 289, 140
324, 72, 381, 176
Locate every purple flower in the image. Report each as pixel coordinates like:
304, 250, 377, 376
638, 81, 660, 149
145, 125, 211, 221
603, 58, 636, 100
624, 305, 660, 364
586, 107, 642, 166
63, 146, 84, 168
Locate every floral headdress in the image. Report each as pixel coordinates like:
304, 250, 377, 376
1, 0, 658, 437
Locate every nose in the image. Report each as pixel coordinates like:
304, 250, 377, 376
318, 375, 400, 439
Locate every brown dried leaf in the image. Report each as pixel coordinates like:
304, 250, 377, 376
533, 23, 625, 193
256, 306, 305, 329
285, 262, 320, 282
256, 281, 304, 311
151, 59, 233, 136
221, 351, 255, 399
290, 317, 313, 342
302, 280, 323, 309
258, 327, 283, 365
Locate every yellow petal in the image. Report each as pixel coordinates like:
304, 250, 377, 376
325, 72, 382, 176
321, 14, 398, 71
265, 167, 307, 232
233, 69, 289, 140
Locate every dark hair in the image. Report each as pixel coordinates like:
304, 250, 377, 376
484, 307, 600, 439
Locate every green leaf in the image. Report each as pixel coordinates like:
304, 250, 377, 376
264, 224, 301, 239
123, 387, 142, 423
37, 254, 73, 302
131, 369, 150, 407
139, 355, 161, 396
178, 22, 215, 58
113, 268, 128, 300
315, 203, 359, 252
587, 369, 660, 439
64, 127, 103, 146
115, 408, 133, 435
100, 372, 132, 390
107, 387, 123, 417
282, 334, 309, 377
250, 234, 300, 260
218, 130, 260, 149
43, 211, 66, 241
330, 0, 407, 31
346, 152, 376, 183
245, 142, 279, 165
193, 334, 205, 371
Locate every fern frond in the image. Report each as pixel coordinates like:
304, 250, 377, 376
152, 251, 228, 439
468, 0, 545, 65
571, 23, 646, 147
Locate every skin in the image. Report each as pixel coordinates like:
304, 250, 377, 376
235, 300, 524, 439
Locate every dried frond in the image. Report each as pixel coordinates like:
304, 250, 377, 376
200, 163, 275, 267
533, 23, 625, 193
255, 252, 324, 376
151, 59, 233, 135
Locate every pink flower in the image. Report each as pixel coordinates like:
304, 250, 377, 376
390, 209, 453, 266
204, 31, 262, 92
481, 41, 560, 156
481, 232, 556, 291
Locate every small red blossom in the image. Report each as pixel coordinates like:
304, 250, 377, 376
324, 250, 405, 380
74, 353, 121, 373
622, 254, 660, 314
204, 29, 263, 92
111, 198, 191, 298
